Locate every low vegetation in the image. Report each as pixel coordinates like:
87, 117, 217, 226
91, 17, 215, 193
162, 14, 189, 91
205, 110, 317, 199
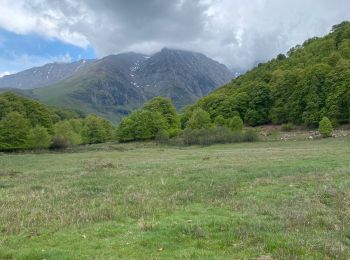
0, 137, 349, 258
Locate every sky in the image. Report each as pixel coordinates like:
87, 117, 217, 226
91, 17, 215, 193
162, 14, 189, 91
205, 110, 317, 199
0, 0, 350, 76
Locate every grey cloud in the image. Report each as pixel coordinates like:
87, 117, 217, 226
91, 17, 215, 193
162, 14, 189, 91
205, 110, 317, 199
5, 0, 350, 71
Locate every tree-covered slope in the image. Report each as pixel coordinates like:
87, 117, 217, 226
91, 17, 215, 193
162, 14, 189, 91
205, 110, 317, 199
193, 21, 350, 127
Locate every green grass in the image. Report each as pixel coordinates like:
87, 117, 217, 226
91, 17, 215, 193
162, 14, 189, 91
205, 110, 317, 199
1, 137, 350, 259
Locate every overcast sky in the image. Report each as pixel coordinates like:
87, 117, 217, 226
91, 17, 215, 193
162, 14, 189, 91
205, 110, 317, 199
0, 0, 350, 75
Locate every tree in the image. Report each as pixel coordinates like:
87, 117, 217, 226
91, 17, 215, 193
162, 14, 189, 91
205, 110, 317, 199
26, 126, 51, 149
0, 112, 30, 149
186, 108, 212, 130
54, 120, 82, 146
81, 115, 114, 144
214, 115, 227, 127
143, 97, 181, 132
228, 116, 243, 132
319, 117, 333, 137
117, 110, 167, 142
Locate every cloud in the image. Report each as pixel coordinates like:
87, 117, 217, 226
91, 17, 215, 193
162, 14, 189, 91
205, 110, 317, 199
0, 0, 350, 70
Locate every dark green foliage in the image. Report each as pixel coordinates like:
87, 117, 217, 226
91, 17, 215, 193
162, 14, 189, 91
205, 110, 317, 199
50, 135, 70, 150
319, 117, 333, 137
26, 126, 52, 149
186, 108, 212, 130
0, 112, 30, 149
81, 115, 114, 144
193, 22, 350, 127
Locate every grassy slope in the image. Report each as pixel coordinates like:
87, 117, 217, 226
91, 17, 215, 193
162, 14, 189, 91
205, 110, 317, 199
1, 138, 350, 259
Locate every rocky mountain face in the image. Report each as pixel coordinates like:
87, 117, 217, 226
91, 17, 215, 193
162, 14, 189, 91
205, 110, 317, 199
0, 60, 94, 89
5, 49, 233, 122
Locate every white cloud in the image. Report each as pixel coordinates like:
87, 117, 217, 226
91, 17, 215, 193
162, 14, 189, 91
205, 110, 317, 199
0, 0, 90, 48
0, 0, 350, 70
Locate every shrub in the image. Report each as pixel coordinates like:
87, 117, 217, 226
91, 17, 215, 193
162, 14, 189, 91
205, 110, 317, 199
228, 116, 244, 132
180, 127, 252, 146
50, 135, 70, 150
26, 126, 52, 149
155, 129, 170, 144
242, 129, 259, 142
281, 123, 294, 132
319, 117, 333, 137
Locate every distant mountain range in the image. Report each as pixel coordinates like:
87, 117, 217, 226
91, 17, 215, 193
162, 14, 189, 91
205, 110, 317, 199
0, 48, 233, 122
0, 60, 94, 89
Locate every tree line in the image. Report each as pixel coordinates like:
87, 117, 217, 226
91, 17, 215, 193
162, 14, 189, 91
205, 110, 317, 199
0, 92, 114, 150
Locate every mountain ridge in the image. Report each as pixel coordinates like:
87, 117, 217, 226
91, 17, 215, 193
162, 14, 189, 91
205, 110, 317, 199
29, 48, 233, 122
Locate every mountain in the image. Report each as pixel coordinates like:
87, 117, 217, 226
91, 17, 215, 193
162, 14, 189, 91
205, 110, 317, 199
31, 49, 232, 122
0, 60, 94, 89
191, 21, 350, 127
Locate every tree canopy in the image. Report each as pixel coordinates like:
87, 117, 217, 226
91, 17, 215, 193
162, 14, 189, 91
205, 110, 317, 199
191, 21, 350, 127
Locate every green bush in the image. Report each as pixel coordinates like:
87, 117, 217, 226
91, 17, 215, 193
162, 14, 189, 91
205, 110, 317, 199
178, 127, 256, 146
319, 117, 333, 137
50, 135, 70, 150
155, 129, 170, 144
26, 126, 52, 149
242, 129, 259, 142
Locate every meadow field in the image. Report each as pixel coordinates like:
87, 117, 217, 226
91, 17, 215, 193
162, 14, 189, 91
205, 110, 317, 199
0, 136, 350, 259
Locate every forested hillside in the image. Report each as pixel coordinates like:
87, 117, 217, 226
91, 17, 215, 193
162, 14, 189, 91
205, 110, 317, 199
189, 21, 350, 127
0, 92, 114, 150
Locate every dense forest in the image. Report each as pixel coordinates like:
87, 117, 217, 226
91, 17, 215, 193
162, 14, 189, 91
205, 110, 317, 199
182, 21, 350, 127
0, 92, 114, 150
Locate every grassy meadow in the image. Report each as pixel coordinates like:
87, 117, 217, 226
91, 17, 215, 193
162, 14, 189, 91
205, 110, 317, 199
0, 136, 350, 259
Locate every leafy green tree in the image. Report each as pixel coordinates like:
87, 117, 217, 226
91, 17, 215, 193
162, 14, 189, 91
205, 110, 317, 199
186, 108, 212, 130
143, 97, 180, 132
26, 126, 51, 149
81, 115, 114, 144
54, 120, 82, 146
117, 110, 167, 142
191, 22, 350, 127
214, 115, 227, 127
319, 117, 333, 137
0, 112, 30, 149
228, 116, 244, 132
